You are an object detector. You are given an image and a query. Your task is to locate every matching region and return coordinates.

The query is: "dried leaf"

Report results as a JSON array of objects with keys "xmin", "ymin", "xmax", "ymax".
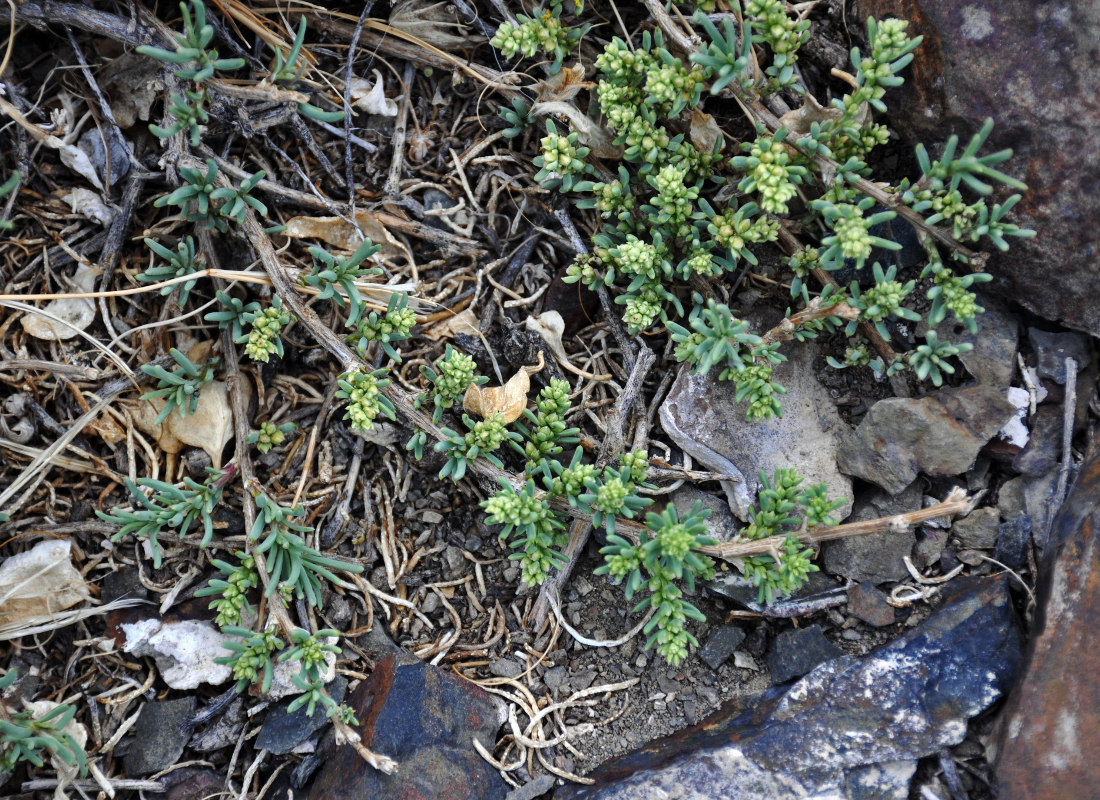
[
  {"xmin": 689, "ymin": 109, "xmax": 724, "ymax": 154},
  {"xmin": 778, "ymin": 92, "xmax": 849, "ymax": 136},
  {"xmin": 463, "ymin": 352, "xmax": 544, "ymax": 423},
  {"xmin": 536, "ymin": 64, "xmax": 593, "ymax": 103},
  {"xmin": 63, "ymin": 187, "xmax": 116, "ymax": 227},
  {"xmin": 98, "ymin": 52, "xmax": 163, "ymax": 128},
  {"xmin": 388, "ymin": 0, "xmax": 471, "ymax": 49},
  {"xmin": 525, "ymin": 311, "xmax": 610, "ymax": 381},
  {"xmin": 284, "ymin": 209, "xmax": 412, "ymax": 265},
  {"xmin": 531, "ymin": 101, "xmax": 621, "ymax": 159},
  {"xmin": 423, "ymin": 308, "xmax": 480, "ymax": 342},
  {"xmin": 0, "ymin": 540, "xmax": 91, "ymax": 628},
  {"xmin": 349, "ymin": 70, "xmax": 398, "ymax": 116},
  {"xmin": 20, "ymin": 263, "xmax": 98, "ymax": 341},
  {"xmin": 126, "ymin": 344, "xmax": 249, "ymax": 465}
]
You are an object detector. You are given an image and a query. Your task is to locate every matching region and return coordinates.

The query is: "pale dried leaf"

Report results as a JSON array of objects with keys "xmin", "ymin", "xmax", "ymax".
[
  {"xmin": 127, "ymin": 376, "xmax": 247, "ymax": 466},
  {"xmin": 525, "ymin": 311, "xmax": 610, "ymax": 381},
  {"xmin": 422, "ymin": 308, "xmax": 480, "ymax": 342},
  {"xmin": 349, "ymin": 70, "xmax": 398, "ymax": 116},
  {"xmin": 46, "ymin": 136, "xmax": 106, "ymax": 191},
  {"xmin": 63, "ymin": 187, "xmax": 116, "ymax": 227},
  {"xmin": 20, "ymin": 263, "xmax": 98, "ymax": 341},
  {"xmin": 0, "ymin": 540, "xmax": 91, "ymax": 628},
  {"xmin": 463, "ymin": 353, "xmax": 544, "ymax": 423},
  {"xmin": 388, "ymin": 0, "xmax": 471, "ymax": 49},
  {"xmin": 536, "ymin": 64, "xmax": 593, "ymax": 103},
  {"xmin": 98, "ymin": 52, "xmax": 163, "ymax": 128},
  {"xmin": 22, "ymin": 700, "xmax": 88, "ymax": 785},
  {"xmin": 689, "ymin": 109, "xmax": 724, "ymax": 154},
  {"xmin": 778, "ymin": 92, "xmax": 848, "ymax": 136},
  {"xmin": 531, "ymin": 101, "xmax": 620, "ymax": 159},
  {"xmin": 284, "ymin": 209, "xmax": 412, "ymax": 265}
]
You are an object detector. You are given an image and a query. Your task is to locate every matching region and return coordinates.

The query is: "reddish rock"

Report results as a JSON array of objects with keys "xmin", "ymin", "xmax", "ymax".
[
  {"xmin": 846, "ymin": 582, "xmax": 897, "ymax": 627},
  {"xmin": 307, "ymin": 655, "xmax": 507, "ymax": 800},
  {"xmin": 994, "ymin": 444, "xmax": 1100, "ymax": 798},
  {"xmin": 854, "ymin": 0, "xmax": 1100, "ymax": 337}
]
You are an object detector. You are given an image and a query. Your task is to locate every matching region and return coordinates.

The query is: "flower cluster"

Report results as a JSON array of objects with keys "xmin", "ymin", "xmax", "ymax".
[
  {"xmin": 490, "ymin": 4, "xmax": 584, "ymax": 69},
  {"xmin": 195, "ymin": 552, "xmax": 259, "ymax": 627},
  {"xmin": 241, "ymin": 298, "xmax": 291, "ymax": 362},
  {"xmin": 336, "ymin": 369, "xmax": 396, "ymax": 432},
  {"xmin": 484, "ymin": 479, "xmax": 567, "ymax": 585},
  {"xmin": 731, "ymin": 130, "xmax": 808, "ymax": 215},
  {"xmin": 350, "ymin": 293, "xmax": 416, "ymax": 361}
]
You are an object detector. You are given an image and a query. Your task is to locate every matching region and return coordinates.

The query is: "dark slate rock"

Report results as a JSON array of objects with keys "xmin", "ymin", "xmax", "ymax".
[
  {"xmin": 822, "ymin": 483, "xmax": 922, "ymax": 585},
  {"xmin": 995, "ymin": 515, "xmax": 1032, "ymax": 572},
  {"xmin": 124, "ymin": 697, "xmax": 196, "ymax": 776},
  {"xmin": 307, "ymin": 656, "xmax": 507, "ymax": 800},
  {"xmin": 78, "ymin": 128, "xmax": 130, "ymax": 187},
  {"xmin": 558, "ymin": 577, "xmax": 1020, "ymax": 800},
  {"xmin": 162, "ymin": 768, "xmax": 223, "ymax": 800},
  {"xmin": 672, "ymin": 486, "xmax": 742, "ymax": 544},
  {"xmin": 837, "ymin": 386, "xmax": 1017, "ymax": 495},
  {"xmin": 706, "ymin": 571, "xmax": 847, "ymax": 617},
  {"xmin": 506, "ymin": 775, "xmax": 556, "ymax": 800},
  {"xmin": 1012, "ymin": 405, "xmax": 1063, "ymax": 476},
  {"xmin": 767, "ymin": 625, "xmax": 842, "ymax": 685},
  {"xmin": 489, "ymin": 658, "xmax": 525, "ymax": 679},
  {"xmin": 846, "ymin": 583, "xmax": 896, "ymax": 628},
  {"xmin": 853, "ymin": 0, "xmax": 1100, "ymax": 338},
  {"xmin": 101, "ymin": 565, "xmax": 148, "ymax": 603},
  {"xmin": 951, "ymin": 508, "xmax": 1000, "ymax": 550},
  {"xmin": 698, "ymin": 627, "xmax": 747, "ymax": 670},
  {"xmin": 1029, "ymin": 328, "xmax": 1094, "ymax": 384},
  {"xmin": 922, "ymin": 293, "xmax": 1020, "ymax": 388},
  {"xmin": 257, "ymin": 676, "xmax": 348, "ymax": 755},
  {"xmin": 995, "ymin": 442, "xmax": 1100, "ymax": 798}
]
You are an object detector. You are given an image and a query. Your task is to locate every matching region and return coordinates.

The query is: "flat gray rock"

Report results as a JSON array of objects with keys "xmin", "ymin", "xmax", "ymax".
[
  {"xmin": 660, "ymin": 343, "xmax": 853, "ymax": 521},
  {"xmin": 837, "ymin": 385, "xmax": 1016, "ymax": 494}
]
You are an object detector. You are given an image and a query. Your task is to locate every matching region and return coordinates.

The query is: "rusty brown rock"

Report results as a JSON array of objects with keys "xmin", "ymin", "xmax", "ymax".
[
  {"xmin": 307, "ymin": 655, "xmax": 507, "ymax": 800},
  {"xmin": 994, "ymin": 444, "xmax": 1100, "ymax": 798},
  {"xmin": 854, "ymin": 0, "xmax": 1100, "ymax": 337}
]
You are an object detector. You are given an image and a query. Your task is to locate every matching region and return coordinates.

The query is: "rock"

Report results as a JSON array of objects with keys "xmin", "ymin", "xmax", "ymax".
[
  {"xmin": 1028, "ymin": 328, "xmax": 1094, "ymax": 384},
  {"xmin": 995, "ymin": 515, "xmax": 1032, "ymax": 571},
  {"xmin": 505, "ymin": 775, "xmax": 556, "ymax": 800},
  {"xmin": 837, "ymin": 386, "xmax": 1017, "ymax": 494},
  {"xmin": 257, "ymin": 676, "xmax": 348, "ymax": 755},
  {"xmin": 853, "ymin": 0, "xmax": 1100, "ymax": 338},
  {"xmin": 995, "ymin": 442, "xmax": 1100, "ymax": 798},
  {"xmin": 119, "ymin": 618, "xmax": 234, "ymax": 690},
  {"xmin": 924, "ymin": 294, "xmax": 1019, "ymax": 387},
  {"xmin": 189, "ymin": 697, "xmax": 245, "ymax": 752},
  {"xmin": 543, "ymin": 666, "xmax": 568, "ymax": 692},
  {"xmin": 998, "ymin": 470, "xmax": 1060, "ymax": 556},
  {"xmin": 444, "ymin": 545, "xmax": 465, "ymax": 574},
  {"xmin": 659, "ymin": 342, "xmax": 853, "ymax": 521},
  {"xmin": 951, "ymin": 507, "xmax": 1000, "ymax": 549},
  {"xmin": 707, "ymin": 571, "xmax": 847, "ymax": 616},
  {"xmin": 822, "ymin": 483, "xmax": 922, "ymax": 584},
  {"xmin": 1012, "ymin": 405, "xmax": 1063, "ymax": 476},
  {"xmin": 698, "ymin": 626, "xmax": 747, "ymax": 670},
  {"xmin": 124, "ymin": 697, "xmax": 196, "ymax": 776},
  {"xmin": 846, "ymin": 583, "xmax": 896, "ymax": 628},
  {"xmin": 672, "ymin": 486, "xmax": 742, "ymax": 543},
  {"xmin": 767, "ymin": 625, "xmax": 842, "ymax": 685},
  {"xmin": 307, "ymin": 655, "xmax": 508, "ymax": 800},
  {"xmin": 101, "ymin": 566, "xmax": 148, "ymax": 603},
  {"xmin": 559, "ymin": 577, "xmax": 1020, "ymax": 800},
  {"xmin": 162, "ymin": 767, "xmax": 223, "ymax": 800},
  {"xmin": 912, "ymin": 529, "xmax": 947, "ymax": 570},
  {"xmin": 489, "ymin": 658, "xmax": 525, "ymax": 679}
]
